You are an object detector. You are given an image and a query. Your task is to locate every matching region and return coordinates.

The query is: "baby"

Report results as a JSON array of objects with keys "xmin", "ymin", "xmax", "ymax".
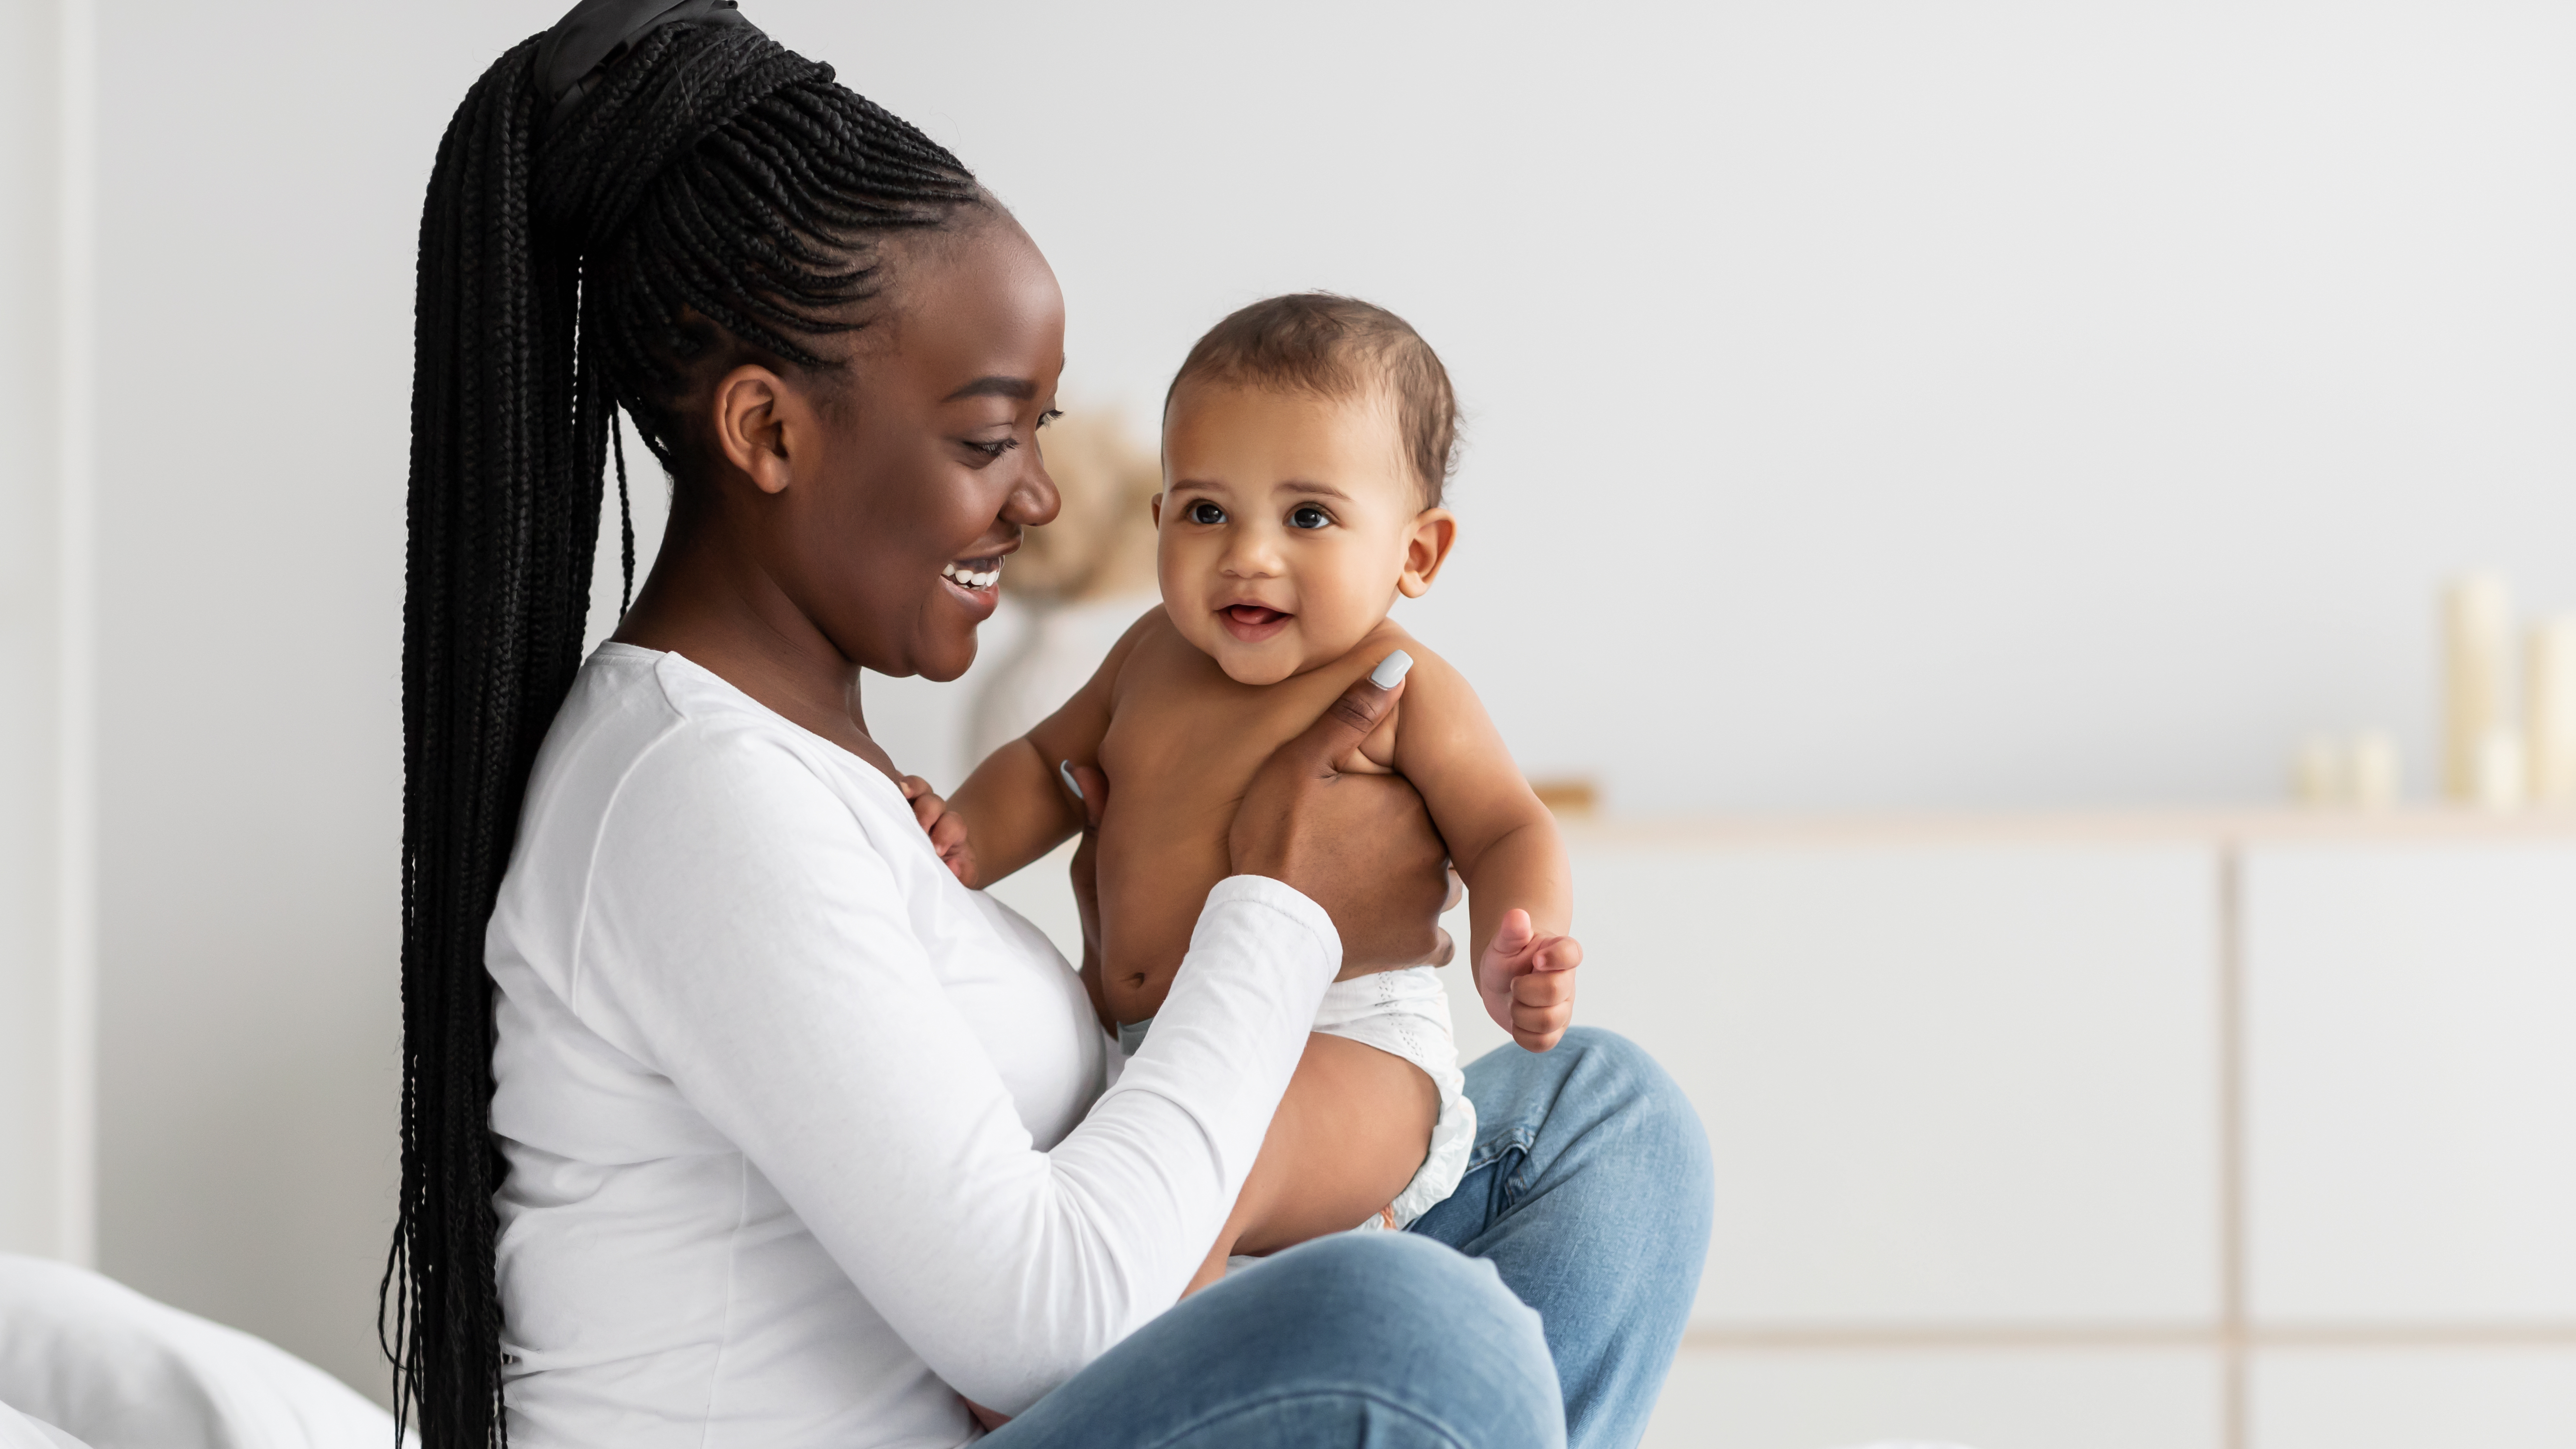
[{"xmin": 933, "ymin": 293, "xmax": 1580, "ymax": 1290}]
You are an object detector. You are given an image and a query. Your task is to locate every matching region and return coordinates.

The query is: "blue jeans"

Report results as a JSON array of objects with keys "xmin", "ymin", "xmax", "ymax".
[{"xmin": 985, "ymin": 1029, "xmax": 1713, "ymax": 1449}]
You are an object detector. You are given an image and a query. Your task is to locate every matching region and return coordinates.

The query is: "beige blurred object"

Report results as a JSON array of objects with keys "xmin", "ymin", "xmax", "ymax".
[
  {"xmin": 2347, "ymin": 731, "xmax": 2399, "ymax": 808},
  {"xmin": 967, "ymin": 411, "xmax": 1165, "ymax": 762},
  {"xmin": 1531, "ymin": 778, "xmax": 1601, "ymax": 818},
  {"xmin": 2526, "ymin": 616, "xmax": 2576, "ymax": 803},
  {"xmin": 2291, "ymin": 735, "xmax": 2345, "ymax": 806},
  {"xmin": 2442, "ymin": 573, "xmax": 2513, "ymax": 801},
  {"xmin": 2291, "ymin": 732, "xmax": 2399, "ymax": 809},
  {"xmin": 1003, "ymin": 409, "xmax": 1162, "ymax": 606},
  {"xmin": 2471, "ymin": 728, "xmax": 2527, "ymax": 811}
]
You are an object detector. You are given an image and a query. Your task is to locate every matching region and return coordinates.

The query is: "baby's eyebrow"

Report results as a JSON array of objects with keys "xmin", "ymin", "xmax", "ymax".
[{"xmin": 1277, "ymin": 480, "xmax": 1353, "ymax": 500}]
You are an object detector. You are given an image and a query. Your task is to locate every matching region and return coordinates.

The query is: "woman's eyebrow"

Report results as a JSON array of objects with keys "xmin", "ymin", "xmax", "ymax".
[{"xmin": 944, "ymin": 375, "xmax": 1036, "ymax": 402}]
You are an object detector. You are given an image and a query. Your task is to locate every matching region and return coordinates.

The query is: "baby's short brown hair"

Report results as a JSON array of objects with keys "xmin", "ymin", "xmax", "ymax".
[{"xmin": 1165, "ymin": 293, "xmax": 1460, "ymax": 507}]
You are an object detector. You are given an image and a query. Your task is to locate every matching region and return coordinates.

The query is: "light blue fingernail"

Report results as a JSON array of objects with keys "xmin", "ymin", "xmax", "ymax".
[
  {"xmin": 1369, "ymin": 650, "xmax": 1414, "ymax": 689},
  {"xmin": 1058, "ymin": 760, "xmax": 1084, "ymax": 800}
]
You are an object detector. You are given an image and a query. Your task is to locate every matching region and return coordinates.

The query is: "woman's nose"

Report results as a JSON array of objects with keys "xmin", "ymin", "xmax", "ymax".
[{"xmin": 1004, "ymin": 452, "xmax": 1061, "ymax": 528}]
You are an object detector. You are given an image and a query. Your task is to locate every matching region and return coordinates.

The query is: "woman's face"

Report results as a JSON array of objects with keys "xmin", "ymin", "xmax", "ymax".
[{"xmin": 763, "ymin": 217, "xmax": 1066, "ymax": 684}]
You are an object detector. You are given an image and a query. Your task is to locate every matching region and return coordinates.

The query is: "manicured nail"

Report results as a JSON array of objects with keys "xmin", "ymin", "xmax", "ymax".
[
  {"xmin": 1369, "ymin": 650, "xmax": 1413, "ymax": 689},
  {"xmin": 1058, "ymin": 760, "xmax": 1084, "ymax": 800}
]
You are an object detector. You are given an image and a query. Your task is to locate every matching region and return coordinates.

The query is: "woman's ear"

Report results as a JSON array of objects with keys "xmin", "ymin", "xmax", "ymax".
[
  {"xmin": 709, "ymin": 364, "xmax": 799, "ymax": 495},
  {"xmin": 1397, "ymin": 508, "xmax": 1459, "ymax": 598}
]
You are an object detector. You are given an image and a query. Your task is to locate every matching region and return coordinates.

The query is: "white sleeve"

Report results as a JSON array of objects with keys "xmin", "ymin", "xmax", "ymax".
[{"xmin": 568, "ymin": 730, "xmax": 1336, "ymax": 1413}]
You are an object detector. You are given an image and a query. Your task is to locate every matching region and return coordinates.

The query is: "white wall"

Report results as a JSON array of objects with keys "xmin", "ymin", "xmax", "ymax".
[
  {"xmin": 786, "ymin": 0, "xmax": 2576, "ymax": 813},
  {"xmin": 0, "ymin": 0, "xmax": 73, "ymax": 1264},
  {"xmin": 82, "ymin": 0, "xmax": 538, "ymax": 1401},
  {"xmin": 16, "ymin": 0, "xmax": 2576, "ymax": 1406}
]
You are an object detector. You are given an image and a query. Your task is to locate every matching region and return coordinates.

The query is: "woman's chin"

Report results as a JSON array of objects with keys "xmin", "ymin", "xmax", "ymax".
[{"xmin": 902, "ymin": 618, "xmax": 981, "ymax": 683}]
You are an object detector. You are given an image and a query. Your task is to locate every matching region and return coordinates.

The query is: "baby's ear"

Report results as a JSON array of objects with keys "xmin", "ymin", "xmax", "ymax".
[
  {"xmin": 1399, "ymin": 508, "xmax": 1459, "ymax": 599},
  {"xmin": 1149, "ymin": 492, "xmax": 1163, "ymax": 528}
]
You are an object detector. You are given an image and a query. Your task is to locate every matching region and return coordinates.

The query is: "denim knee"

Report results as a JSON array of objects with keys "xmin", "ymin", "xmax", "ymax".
[
  {"xmin": 1550, "ymin": 1028, "xmax": 1713, "ymax": 1212},
  {"xmin": 1252, "ymin": 1235, "xmax": 1559, "ymax": 1438}
]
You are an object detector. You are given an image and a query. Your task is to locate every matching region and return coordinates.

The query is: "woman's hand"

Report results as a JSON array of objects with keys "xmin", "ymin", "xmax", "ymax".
[{"xmin": 1228, "ymin": 654, "xmax": 1454, "ymax": 976}]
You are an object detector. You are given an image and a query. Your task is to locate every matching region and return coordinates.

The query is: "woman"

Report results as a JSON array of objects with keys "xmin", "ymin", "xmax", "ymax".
[{"xmin": 387, "ymin": 3, "xmax": 1713, "ymax": 1447}]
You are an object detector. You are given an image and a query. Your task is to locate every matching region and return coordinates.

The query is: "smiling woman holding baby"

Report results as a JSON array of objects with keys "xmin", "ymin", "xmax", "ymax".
[{"xmin": 390, "ymin": 3, "xmax": 1711, "ymax": 1448}]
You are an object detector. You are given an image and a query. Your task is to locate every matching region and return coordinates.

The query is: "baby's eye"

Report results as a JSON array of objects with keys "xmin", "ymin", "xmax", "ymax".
[
  {"xmin": 1288, "ymin": 504, "xmax": 1333, "ymax": 531},
  {"xmin": 1187, "ymin": 501, "xmax": 1227, "ymax": 525}
]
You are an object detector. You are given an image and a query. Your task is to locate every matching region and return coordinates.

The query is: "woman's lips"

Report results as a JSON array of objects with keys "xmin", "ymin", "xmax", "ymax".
[
  {"xmin": 1219, "ymin": 604, "xmax": 1291, "ymax": 643},
  {"xmin": 941, "ymin": 555, "xmax": 1004, "ymax": 620}
]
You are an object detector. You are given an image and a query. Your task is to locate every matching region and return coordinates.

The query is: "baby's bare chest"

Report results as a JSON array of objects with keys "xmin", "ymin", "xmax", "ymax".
[{"xmin": 1097, "ymin": 631, "xmax": 1400, "ymax": 835}]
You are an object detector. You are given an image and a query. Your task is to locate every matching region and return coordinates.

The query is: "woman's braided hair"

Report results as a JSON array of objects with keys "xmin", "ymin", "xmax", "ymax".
[{"xmin": 391, "ymin": 14, "xmax": 978, "ymax": 1445}]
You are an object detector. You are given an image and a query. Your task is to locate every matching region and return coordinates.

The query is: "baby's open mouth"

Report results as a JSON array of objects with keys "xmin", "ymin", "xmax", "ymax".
[
  {"xmin": 1217, "ymin": 603, "xmax": 1292, "ymax": 642},
  {"xmin": 943, "ymin": 557, "xmax": 1004, "ymax": 592}
]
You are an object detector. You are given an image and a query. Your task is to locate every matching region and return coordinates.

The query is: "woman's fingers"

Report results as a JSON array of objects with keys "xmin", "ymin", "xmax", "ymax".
[
  {"xmin": 1230, "ymin": 650, "xmax": 1447, "ymax": 974},
  {"xmin": 1278, "ymin": 652, "xmax": 1410, "ymax": 781},
  {"xmin": 1071, "ymin": 764, "xmax": 1108, "ymax": 830}
]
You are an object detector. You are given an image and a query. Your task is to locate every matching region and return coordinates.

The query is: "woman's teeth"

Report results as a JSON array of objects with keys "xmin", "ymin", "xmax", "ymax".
[{"xmin": 942, "ymin": 561, "xmax": 1002, "ymax": 590}]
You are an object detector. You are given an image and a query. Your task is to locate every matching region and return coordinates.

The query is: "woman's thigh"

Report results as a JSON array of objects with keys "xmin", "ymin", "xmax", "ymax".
[
  {"xmin": 984, "ymin": 1233, "xmax": 1561, "ymax": 1449},
  {"xmin": 1408, "ymin": 1027, "xmax": 1714, "ymax": 1449}
]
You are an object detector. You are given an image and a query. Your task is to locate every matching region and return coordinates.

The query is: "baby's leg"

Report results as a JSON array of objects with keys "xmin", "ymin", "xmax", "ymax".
[{"xmin": 1184, "ymin": 1032, "xmax": 1439, "ymax": 1294}]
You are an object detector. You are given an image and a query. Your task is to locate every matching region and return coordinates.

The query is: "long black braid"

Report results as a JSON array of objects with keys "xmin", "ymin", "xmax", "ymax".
[{"xmin": 390, "ymin": 14, "xmax": 978, "ymax": 1445}]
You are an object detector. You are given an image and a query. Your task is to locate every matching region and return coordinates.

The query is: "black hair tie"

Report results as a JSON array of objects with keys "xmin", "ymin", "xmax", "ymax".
[{"xmin": 533, "ymin": 0, "xmax": 759, "ymax": 127}]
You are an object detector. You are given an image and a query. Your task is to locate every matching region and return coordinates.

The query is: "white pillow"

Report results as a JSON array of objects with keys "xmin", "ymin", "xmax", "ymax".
[
  {"xmin": 0, "ymin": 1254, "xmax": 403, "ymax": 1449},
  {"xmin": 0, "ymin": 1398, "xmax": 91, "ymax": 1449}
]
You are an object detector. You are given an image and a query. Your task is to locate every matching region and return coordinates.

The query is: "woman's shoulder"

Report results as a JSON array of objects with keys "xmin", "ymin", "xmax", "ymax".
[{"xmin": 522, "ymin": 645, "xmax": 897, "ymax": 861}]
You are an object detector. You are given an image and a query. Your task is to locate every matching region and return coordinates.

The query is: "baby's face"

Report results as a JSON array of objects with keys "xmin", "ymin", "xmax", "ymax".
[{"xmin": 1157, "ymin": 383, "xmax": 1451, "ymax": 686}]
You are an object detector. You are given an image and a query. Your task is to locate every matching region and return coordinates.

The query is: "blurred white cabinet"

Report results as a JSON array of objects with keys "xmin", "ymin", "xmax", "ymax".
[
  {"xmin": 2244, "ymin": 840, "xmax": 2576, "ymax": 1324},
  {"xmin": 1496, "ymin": 817, "xmax": 2574, "ymax": 1449},
  {"xmin": 1573, "ymin": 840, "xmax": 2221, "ymax": 1328}
]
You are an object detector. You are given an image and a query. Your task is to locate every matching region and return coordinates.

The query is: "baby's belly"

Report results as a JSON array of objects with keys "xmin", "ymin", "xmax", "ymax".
[{"xmin": 1094, "ymin": 795, "xmax": 1238, "ymax": 1026}]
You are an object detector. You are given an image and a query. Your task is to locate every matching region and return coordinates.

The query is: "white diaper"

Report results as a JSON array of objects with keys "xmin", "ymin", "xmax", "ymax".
[
  {"xmin": 1312, "ymin": 965, "xmax": 1475, "ymax": 1228},
  {"xmin": 1115, "ymin": 965, "xmax": 1475, "ymax": 1233}
]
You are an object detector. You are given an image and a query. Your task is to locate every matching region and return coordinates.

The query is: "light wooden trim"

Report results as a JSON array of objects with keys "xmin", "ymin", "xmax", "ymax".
[
  {"xmin": 1561, "ymin": 806, "xmax": 2576, "ymax": 852},
  {"xmin": 1680, "ymin": 1323, "xmax": 2576, "ymax": 1351}
]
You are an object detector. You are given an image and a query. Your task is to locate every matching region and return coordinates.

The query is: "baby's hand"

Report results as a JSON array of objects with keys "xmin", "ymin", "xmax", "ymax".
[
  {"xmin": 1475, "ymin": 908, "xmax": 1581, "ymax": 1052},
  {"xmin": 899, "ymin": 775, "xmax": 977, "ymax": 887}
]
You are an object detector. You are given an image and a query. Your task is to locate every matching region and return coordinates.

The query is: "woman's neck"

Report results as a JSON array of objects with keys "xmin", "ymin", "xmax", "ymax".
[{"xmin": 613, "ymin": 525, "xmax": 902, "ymax": 783}]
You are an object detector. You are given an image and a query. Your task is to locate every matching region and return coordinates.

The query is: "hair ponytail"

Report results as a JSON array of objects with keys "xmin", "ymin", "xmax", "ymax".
[
  {"xmin": 388, "ymin": 15, "xmax": 977, "ymax": 1445},
  {"xmin": 390, "ymin": 34, "xmax": 595, "ymax": 1449}
]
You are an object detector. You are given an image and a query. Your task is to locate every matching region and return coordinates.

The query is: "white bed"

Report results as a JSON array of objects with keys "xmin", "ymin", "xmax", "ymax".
[{"xmin": 0, "ymin": 1255, "xmax": 404, "ymax": 1449}]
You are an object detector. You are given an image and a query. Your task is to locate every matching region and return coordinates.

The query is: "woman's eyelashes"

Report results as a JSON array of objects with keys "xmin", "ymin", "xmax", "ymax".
[{"xmin": 963, "ymin": 409, "xmax": 1060, "ymax": 463}]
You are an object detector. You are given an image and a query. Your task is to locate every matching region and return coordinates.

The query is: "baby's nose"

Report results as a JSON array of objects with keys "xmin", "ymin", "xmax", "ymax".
[{"xmin": 1219, "ymin": 538, "xmax": 1282, "ymax": 577}]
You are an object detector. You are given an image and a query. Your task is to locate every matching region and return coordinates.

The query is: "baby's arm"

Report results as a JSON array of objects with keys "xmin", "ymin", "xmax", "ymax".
[
  {"xmin": 945, "ymin": 611, "xmax": 1154, "ymax": 888},
  {"xmin": 1387, "ymin": 642, "xmax": 1581, "ymax": 1050}
]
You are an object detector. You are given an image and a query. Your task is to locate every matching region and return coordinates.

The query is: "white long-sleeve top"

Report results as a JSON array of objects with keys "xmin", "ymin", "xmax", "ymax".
[{"xmin": 486, "ymin": 644, "xmax": 1339, "ymax": 1448}]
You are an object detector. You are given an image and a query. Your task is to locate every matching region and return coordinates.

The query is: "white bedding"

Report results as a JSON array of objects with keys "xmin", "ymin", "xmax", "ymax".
[{"xmin": 0, "ymin": 1254, "xmax": 403, "ymax": 1449}]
